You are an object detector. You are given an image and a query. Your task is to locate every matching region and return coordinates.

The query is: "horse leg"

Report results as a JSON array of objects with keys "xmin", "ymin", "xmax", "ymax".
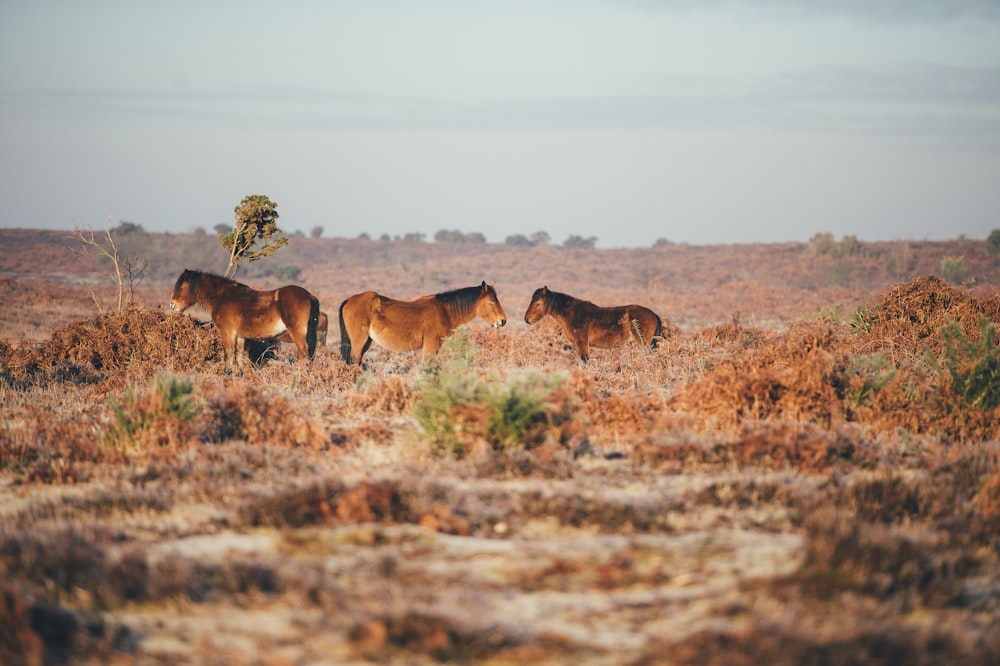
[
  {"xmin": 339, "ymin": 298, "xmax": 372, "ymax": 365},
  {"xmin": 574, "ymin": 335, "xmax": 591, "ymax": 364},
  {"xmin": 218, "ymin": 326, "xmax": 237, "ymax": 374},
  {"xmin": 421, "ymin": 334, "xmax": 441, "ymax": 361},
  {"xmin": 234, "ymin": 336, "xmax": 246, "ymax": 377},
  {"xmin": 651, "ymin": 315, "xmax": 663, "ymax": 349},
  {"xmin": 305, "ymin": 295, "xmax": 319, "ymax": 359}
]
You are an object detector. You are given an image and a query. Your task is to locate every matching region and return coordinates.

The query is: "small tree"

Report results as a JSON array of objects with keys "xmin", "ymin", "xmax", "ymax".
[
  {"xmin": 220, "ymin": 194, "xmax": 287, "ymax": 278},
  {"xmin": 69, "ymin": 216, "xmax": 147, "ymax": 313}
]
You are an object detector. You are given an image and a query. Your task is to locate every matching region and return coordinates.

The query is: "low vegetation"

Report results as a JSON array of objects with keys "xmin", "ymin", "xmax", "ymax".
[{"xmin": 1, "ymin": 230, "xmax": 999, "ymax": 664}]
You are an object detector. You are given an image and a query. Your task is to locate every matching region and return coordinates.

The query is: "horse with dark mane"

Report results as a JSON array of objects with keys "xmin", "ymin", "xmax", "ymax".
[
  {"xmin": 171, "ymin": 269, "xmax": 320, "ymax": 375},
  {"xmin": 524, "ymin": 286, "xmax": 662, "ymax": 363},
  {"xmin": 339, "ymin": 281, "xmax": 507, "ymax": 365}
]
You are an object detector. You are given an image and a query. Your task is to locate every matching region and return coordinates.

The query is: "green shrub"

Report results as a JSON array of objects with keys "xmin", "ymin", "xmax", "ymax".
[
  {"xmin": 842, "ymin": 351, "xmax": 897, "ymax": 412},
  {"xmin": 849, "ymin": 304, "xmax": 874, "ymax": 334},
  {"xmin": 939, "ymin": 256, "xmax": 966, "ymax": 283},
  {"xmin": 413, "ymin": 329, "xmax": 567, "ymax": 456},
  {"xmin": 805, "ymin": 232, "xmax": 876, "ymax": 259},
  {"xmin": 939, "ymin": 317, "xmax": 1000, "ymax": 411},
  {"xmin": 106, "ymin": 374, "xmax": 201, "ymax": 451}
]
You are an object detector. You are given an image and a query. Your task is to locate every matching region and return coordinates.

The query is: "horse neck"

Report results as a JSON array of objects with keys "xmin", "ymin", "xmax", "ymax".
[
  {"xmin": 190, "ymin": 273, "xmax": 230, "ymax": 315},
  {"xmin": 438, "ymin": 286, "xmax": 479, "ymax": 322},
  {"xmin": 545, "ymin": 290, "xmax": 574, "ymax": 316}
]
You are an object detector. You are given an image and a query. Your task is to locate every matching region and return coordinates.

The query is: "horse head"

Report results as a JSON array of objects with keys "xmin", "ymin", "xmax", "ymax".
[
  {"xmin": 170, "ymin": 269, "xmax": 198, "ymax": 312},
  {"xmin": 523, "ymin": 286, "xmax": 550, "ymax": 325},
  {"xmin": 477, "ymin": 281, "xmax": 507, "ymax": 328}
]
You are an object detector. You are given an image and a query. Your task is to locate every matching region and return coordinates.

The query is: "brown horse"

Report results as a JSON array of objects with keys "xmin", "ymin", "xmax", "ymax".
[
  {"xmin": 170, "ymin": 269, "xmax": 320, "ymax": 375},
  {"xmin": 524, "ymin": 286, "xmax": 662, "ymax": 363},
  {"xmin": 339, "ymin": 281, "xmax": 507, "ymax": 365}
]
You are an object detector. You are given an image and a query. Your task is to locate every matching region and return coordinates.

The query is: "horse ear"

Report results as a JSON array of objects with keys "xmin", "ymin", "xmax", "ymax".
[{"xmin": 481, "ymin": 280, "xmax": 487, "ymax": 291}]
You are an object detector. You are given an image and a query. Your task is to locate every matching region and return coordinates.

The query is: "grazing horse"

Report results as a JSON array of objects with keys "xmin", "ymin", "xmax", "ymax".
[
  {"xmin": 170, "ymin": 269, "xmax": 320, "ymax": 375},
  {"xmin": 339, "ymin": 281, "xmax": 507, "ymax": 365},
  {"xmin": 524, "ymin": 286, "xmax": 662, "ymax": 363}
]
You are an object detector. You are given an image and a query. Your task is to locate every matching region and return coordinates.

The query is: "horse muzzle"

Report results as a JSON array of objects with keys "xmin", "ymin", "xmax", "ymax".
[{"xmin": 495, "ymin": 319, "xmax": 507, "ymax": 328}]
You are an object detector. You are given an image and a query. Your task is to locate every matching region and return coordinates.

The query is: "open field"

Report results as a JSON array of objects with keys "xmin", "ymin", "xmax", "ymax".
[{"xmin": 2, "ymin": 228, "xmax": 1000, "ymax": 665}]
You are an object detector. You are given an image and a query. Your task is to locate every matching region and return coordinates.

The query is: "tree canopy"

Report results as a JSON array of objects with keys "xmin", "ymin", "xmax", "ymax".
[{"xmin": 220, "ymin": 194, "xmax": 287, "ymax": 277}]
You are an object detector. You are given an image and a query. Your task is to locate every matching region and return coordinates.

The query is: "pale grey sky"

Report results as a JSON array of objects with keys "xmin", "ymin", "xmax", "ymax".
[{"xmin": 1, "ymin": 0, "xmax": 998, "ymax": 247}]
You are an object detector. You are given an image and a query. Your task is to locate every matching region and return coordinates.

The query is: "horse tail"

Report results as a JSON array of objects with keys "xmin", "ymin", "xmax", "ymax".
[
  {"xmin": 339, "ymin": 298, "xmax": 352, "ymax": 363},
  {"xmin": 306, "ymin": 294, "xmax": 320, "ymax": 358},
  {"xmin": 651, "ymin": 314, "xmax": 663, "ymax": 349}
]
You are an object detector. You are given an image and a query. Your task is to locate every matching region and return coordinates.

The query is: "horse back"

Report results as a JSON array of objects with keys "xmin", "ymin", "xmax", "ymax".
[{"xmin": 582, "ymin": 303, "xmax": 661, "ymax": 349}]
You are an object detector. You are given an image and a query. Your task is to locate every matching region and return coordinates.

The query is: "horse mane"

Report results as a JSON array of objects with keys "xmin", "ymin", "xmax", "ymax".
[
  {"xmin": 183, "ymin": 270, "xmax": 249, "ymax": 292},
  {"xmin": 435, "ymin": 284, "xmax": 489, "ymax": 317},
  {"xmin": 543, "ymin": 288, "xmax": 582, "ymax": 314}
]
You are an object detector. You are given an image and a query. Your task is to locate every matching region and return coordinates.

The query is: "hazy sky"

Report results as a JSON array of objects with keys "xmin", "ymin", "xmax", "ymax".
[{"xmin": 2, "ymin": 1, "xmax": 999, "ymax": 247}]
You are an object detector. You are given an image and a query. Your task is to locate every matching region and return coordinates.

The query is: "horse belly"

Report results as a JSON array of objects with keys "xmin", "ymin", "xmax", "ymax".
[
  {"xmin": 241, "ymin": 313, "xmax": 287, "ymax": 340},
  {"xmin": 589, "ymin": 312, "xmax": 632, "ymax": 349},
  {"xmin": 369, "ymin": 318, "xmax": 421, "ymax": 352},
  {"xmin": 589, "ymin": 326, "xmax": 627, "ymax": 349}
]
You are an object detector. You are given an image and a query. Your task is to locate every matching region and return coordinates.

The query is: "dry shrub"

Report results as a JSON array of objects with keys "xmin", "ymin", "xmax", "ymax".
[
  {"xmin": 631, "ymin": 431, "xmax": 723, "ymax": 474},
  {"xmin": 691, "ymin": 317, "xmax": 766, "ymax": 349},
  {"xmin": 632, "ymin": 422, "xmax": 869, "ymax": 475},
  {"xmin": 347, "ymin": 375, "xmax": 414, "ymax": 413},
  {"xmin": 863, "ymin": 274, "xmax": 1000, "ymax": 359},
  {"xmin": 726, "ymin": 421, "xmax": 870, "ymax": 474},
  {"xmin": 0, "ymin": 580, "xmax": 43, "ymax": 666},
  {"xmin": 974, "ymin": 446, "xmax": 1000, "ymax": 521},
  {"xmin": 0, "ymin": 527, "xmax": 107, "ymax": 605},
  {"xmin": 240, "ymin": 478, "xmax": 400, "ymax": 528},
  {"xmin": 278, "ymin": 356, "xmax": 362, "ymax": 393},
  {"xmin": 0, "ymin": 306, "xmax": 221, "ymax": 389},
  {"xmin": 199, "ymin": 379, "xmax": 329, "ymax": 449},
  {"xmin": 846, "ymin": 277, "xmax": 1000, "ymax": 440},
  {"xmin": 146, "ymin": 557, "xmax": 282, "ymax": 603},
  {"xmin": 670, "ymin": 320, "xmax": 848, "ymax": 432},
  {"xmin": 671, "ymin": 277, "xmax": 1000, "ymax": 441},
  {"xmin": 854, "ymin": 367, "xmax": 1000, "ymax": 442},
  {"xmin": 352, "ymin": 611, "xmax": 515, "ymax": 662},
  {"xmin": 649, "ymin": 620, "xmax": 1000, "ymax": 666},
  {"xmin": 1, "ymin": 404, "xmax": 124, "ymax": 484},
  {"xmin": 924, "ymin": 442, "xmax": 1000, "ymax": 545},
  {"xmin": 793, "ymin": 506, "xmax": 978, "ymax": 609}
]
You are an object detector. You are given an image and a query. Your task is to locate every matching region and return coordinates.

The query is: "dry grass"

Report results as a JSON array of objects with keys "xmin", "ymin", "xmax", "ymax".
[{"xmin": 2, "ymin": 232, "xmax": 1000, "ymax": 664}]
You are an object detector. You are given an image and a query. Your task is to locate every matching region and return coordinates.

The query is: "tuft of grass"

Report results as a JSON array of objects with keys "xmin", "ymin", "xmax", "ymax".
[
  {"xmin": 842, "ymin": 351, "xmax": 897, "ymax": 412},
  {"xmin": 849, "ymin": 304, "xmax": 874, "ymax": 334},
  {"xmin": 413, "ymin": 328, "xmax": 568, "ymax": 456},
  {"xmin": 106, "ymin": 373, "xmax": 201, "ymax": 452},
  {"xmin": 939, "ymin": 255, "xmax": 967, "ymax": 283}
]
